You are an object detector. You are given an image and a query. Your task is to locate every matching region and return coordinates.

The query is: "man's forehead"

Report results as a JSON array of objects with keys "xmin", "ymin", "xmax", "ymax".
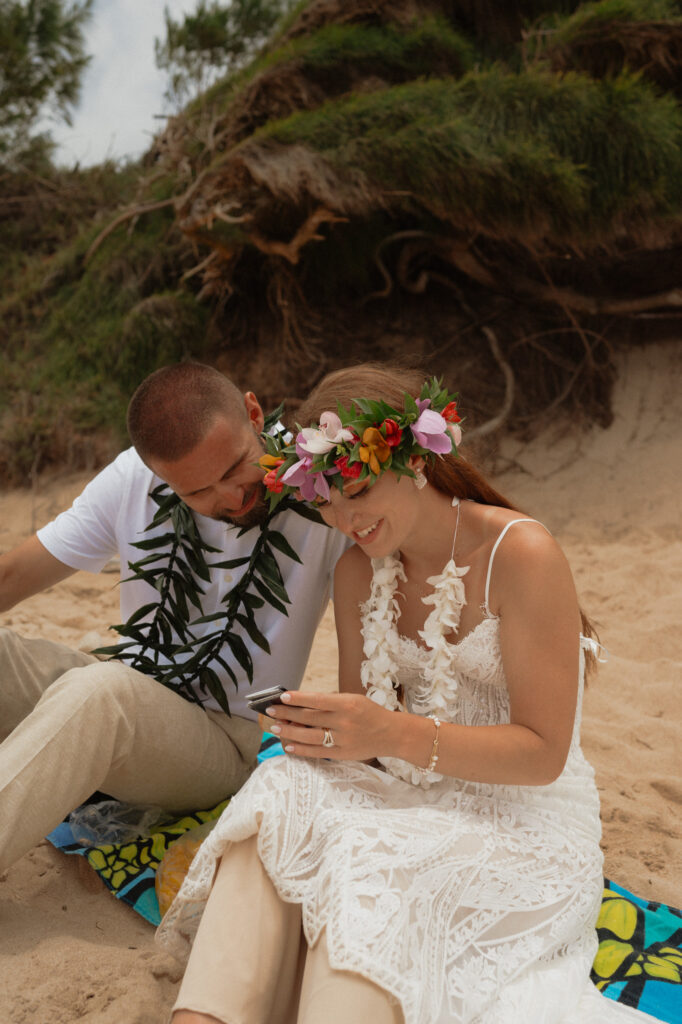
[{"xmin": 152, "ymin": 415, "xmax": 258, "ymax": 493}]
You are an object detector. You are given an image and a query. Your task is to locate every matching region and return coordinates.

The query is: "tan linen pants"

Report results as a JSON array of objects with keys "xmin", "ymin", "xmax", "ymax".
[
  {"xmin": 172, "ymin": 836, "xmax": 404, "ymax": 1024},
  {"xmin": 0, "ymin": 627, "xmax": 260, "ymax": 872}
]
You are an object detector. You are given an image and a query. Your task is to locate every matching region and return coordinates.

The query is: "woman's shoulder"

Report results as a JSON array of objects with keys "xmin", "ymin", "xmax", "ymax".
[
  {"xmin": 333, "ymin": 545, "xmax": 375, "ymax": 624},
  {"xmin": 470, "ymin": 503, "xmax": 556, "ymax": 556},
  {"xmin": 473, "ymin": 505, "xmax": 574, "ymax": 612},
  {"xmin": 335, "ymin": 543, "xmax": 374, "ymax": 590}
]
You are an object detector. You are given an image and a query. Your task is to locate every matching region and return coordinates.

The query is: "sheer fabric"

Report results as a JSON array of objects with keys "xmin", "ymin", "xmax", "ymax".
[{"xmin": 157, "ymin": 539, "xmax": 656, "ymax": 1024}]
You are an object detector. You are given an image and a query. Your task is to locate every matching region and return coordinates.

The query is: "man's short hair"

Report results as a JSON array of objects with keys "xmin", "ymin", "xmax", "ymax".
[{"xmin": 127, "ymin": 363, "xmax": 247, "ymax": 463}]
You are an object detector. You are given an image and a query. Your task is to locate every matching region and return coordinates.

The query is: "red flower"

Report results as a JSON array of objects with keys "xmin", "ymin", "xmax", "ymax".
[
  {"xmin": 263, "ymin": 463, "xmax": 285, "ymax": 493},
  {"xmin": 442, "ymin": 402, "xmax": 461, "ymax": 424},
  {"xmin": 335, "ymin": 455, "xmax": 362, "ymax": 479},
  {"xmin": 382, "ymin": 418, "xmax": 402, "ymax": 447}
]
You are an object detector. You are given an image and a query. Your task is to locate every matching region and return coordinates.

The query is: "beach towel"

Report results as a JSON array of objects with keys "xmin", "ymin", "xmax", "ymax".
[{"xmin": 45, "ymin": 735, "xmax": 681, "ymax": 1022}]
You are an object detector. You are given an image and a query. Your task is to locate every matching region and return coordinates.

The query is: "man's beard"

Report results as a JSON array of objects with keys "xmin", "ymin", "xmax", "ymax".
[{"xmin": 215, "ymin": 484, "xmax": 270, "ymax": 529}]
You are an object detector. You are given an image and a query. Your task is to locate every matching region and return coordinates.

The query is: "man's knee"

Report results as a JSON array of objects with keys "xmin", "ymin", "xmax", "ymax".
[{"xmin": 37, "ymin": 659, "xmax": 146, "ymax": 712}]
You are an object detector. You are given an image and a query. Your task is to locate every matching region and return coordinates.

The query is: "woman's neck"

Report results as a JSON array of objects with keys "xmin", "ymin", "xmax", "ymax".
[{"xmin": 398, "ymin": 488, "xmax": 465, "ymax": 579}]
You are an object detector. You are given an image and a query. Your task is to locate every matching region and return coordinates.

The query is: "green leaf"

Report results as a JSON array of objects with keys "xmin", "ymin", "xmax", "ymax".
[
  {"xmin": 199, "ymin": 668, "xmax": 231, "ymax": 716},
  {"xmin": 257, "ymin": 549, "xmax": 284, "ymax": 586},
  {"xmin": 91, "ymin": 641, "xmax": 138, "ymax": 656},
  {"xmin": 266, "ymin": 530, "xmax": 302, "ymax": 563},
  {"xmin": 130, "ymin": 532, "xmax": 177, "ymax": 551},
  {"xmin": 253, "ymin": 576, "xmax": 289, "ymax": 615},
  {"xmin": 255, "ymin": 561, "xmax": 289, "ymax": 604},
  {"xmin": 235, "ymin": 612, "xmax": 271, "ymax": 654},
  {"xmin": 404, "ymin": 393, "xmax": 419, "ymax": 418},
  {"xmin": 264, "ymin": 403, "xmax": 285, "ymax": 432},
  {"xmin": 119, "ymin": 602, "xmax": 158, "ymax": 627},
  {"xmin": 211, "ymin": 556, "xmax": 251, "ymax": 570},
  {"xmin": 227, "ymin": 633, "xmax": 253, "ymax": 679},
  {"xmin": 286, "ymin": 502, "xmax": 326, "ymax": 526},
  {"xmin": 183, "ymin": 545, "xmax": 212, "ymax": 582},
  {"xmin": 212, "ymin": 654, "xmax": 238, "ymax": 689},
  {"xmin": 192, "ymin": 611, "xmax": 228, "ymax": 624}
]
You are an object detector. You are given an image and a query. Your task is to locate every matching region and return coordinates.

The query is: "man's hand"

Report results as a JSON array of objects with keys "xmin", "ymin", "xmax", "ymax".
[{"xmin": 0, "ymin": 536, "xmax": 76, "ymax": 613}]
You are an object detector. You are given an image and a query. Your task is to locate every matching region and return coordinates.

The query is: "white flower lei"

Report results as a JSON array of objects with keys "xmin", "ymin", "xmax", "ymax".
[{"xmin": 359, "ymin": 505, "xmax": 469, "ymax": 788}]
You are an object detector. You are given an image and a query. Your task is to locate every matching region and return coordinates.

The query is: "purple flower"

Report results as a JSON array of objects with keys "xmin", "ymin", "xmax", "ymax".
[
  {"xmin": 282, "ymin": 456, "xmax": 333, "ymax": 503},
  {"xmin": 411, "ymin": 408, "xmax": 452, "ymax": 454},
  {"xmin": 281, "ymin": 456, "xmax": 313, "ymax": 486}
]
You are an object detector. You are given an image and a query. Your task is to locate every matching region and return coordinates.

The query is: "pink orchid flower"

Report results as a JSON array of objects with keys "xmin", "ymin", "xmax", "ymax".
[
  {"xmin": 297, "ymin": 412, "xmax": 354, "ymax": 455},
  {"xmin": 411, "ymin": 401, "xmax": 452, "ymax": 454}
]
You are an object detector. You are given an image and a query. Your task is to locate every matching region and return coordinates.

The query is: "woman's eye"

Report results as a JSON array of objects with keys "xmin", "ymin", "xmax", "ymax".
[{"xmin": 348, "ymin": 488, "xmax": 368, "ymax": 501}]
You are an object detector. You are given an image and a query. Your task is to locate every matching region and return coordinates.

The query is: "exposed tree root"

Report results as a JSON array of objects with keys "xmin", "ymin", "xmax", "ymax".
[{"xmin": 84, "ymin": 199, "xmax": 176, "ymax": 265}]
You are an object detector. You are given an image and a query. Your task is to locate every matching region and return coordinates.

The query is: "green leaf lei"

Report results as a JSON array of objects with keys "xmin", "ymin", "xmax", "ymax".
[{"xmin": 95, "ymin": 410, "xmax": 323, "ymax": 716}]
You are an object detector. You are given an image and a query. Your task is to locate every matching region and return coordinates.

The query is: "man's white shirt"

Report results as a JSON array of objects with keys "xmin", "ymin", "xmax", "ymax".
[{"xmin": 37, "ymin": 448, "xmax": 350, "ymax": 719}]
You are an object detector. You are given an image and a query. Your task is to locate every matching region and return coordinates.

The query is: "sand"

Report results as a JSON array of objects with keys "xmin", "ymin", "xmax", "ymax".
[{"xmin": 0, "ymin": 341, "xmax": 680, "ymax": 1023}]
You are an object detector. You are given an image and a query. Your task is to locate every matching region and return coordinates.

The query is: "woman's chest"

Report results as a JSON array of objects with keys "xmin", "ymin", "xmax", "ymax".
[{"xmin": 394, "ymin": 558, "xmax": 490, "ymax": 645}]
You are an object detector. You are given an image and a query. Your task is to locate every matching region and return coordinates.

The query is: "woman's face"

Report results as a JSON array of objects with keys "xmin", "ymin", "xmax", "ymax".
[{"xmin": 318, "ymin": 468, "xmax": 421, "ymax": 556}]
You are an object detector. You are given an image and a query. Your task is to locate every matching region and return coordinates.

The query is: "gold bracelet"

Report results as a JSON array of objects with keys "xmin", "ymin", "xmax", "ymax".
[{"xmin": 417, "ymin": 715, "xmax": 440, "ymax": 775}]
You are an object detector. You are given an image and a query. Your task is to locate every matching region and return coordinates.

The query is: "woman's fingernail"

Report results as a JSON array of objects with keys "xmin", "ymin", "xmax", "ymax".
[
  {"xmin": 269, "ymin": 724, "xmax": 282, "ymax": 734},
  {"xmin": 284, "ymin": 744, "xmax": 295, "ymax": 753},
  {"xmin": 265, "ymin": 706, "xmax": 276, "ymax": 716},
  {"xmin": 280, "ymin": 693, "xmax": 292, "ymax": 703}
]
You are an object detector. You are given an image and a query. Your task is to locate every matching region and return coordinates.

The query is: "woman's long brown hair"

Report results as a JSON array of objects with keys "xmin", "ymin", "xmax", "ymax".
[{"xmin": 294, "ymin": 363, "xmax": 597, "ymax": 671}]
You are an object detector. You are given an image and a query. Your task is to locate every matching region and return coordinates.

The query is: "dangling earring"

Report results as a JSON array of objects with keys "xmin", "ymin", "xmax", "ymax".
[{"xmin": 413, "ymin": 466, "xmax": 427, "ymax": 490}]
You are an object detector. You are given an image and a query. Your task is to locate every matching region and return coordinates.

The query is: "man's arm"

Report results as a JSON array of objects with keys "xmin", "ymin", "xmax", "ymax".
[{"xmin": 0, "ymin": 536, "xmax": 76, "ymax": 613}]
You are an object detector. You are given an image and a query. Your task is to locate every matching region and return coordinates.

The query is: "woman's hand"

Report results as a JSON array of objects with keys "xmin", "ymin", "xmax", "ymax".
[{"xmin": 264, "ymin": 691, "xmax": 396, "ymax": 762}]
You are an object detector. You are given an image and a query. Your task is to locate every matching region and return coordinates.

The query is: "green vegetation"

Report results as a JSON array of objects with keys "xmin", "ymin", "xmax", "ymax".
[
  {"xmin": 263, "ymin": 68, "xmax": 681, "ymax": 239},
  {"xmin": 155, "ymin": 0, "xmax": 298, "ymax": 105},
  {"xmin": 0, "ymin": 0, "xmax": 93, "ymax": 164},
  {"xmin": 2, "ymin": 0, "xmax": 681, "ymax": 484}
]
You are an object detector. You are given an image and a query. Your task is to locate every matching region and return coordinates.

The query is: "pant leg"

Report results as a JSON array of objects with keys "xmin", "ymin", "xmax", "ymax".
[
  {"xmin": 0, "ymin": 655, "xmax": 260, "ymax": 872},
  {"xmin": 0, "ymin": 626, "xmax": 98, "ymax": 740},
  {"xmin": 172, "ymin": 835, "xmax": 305, "ymax": 1024},
  {"xmin": 297, "ymin": 931, "xmax": 404, "ymax": 1024},
  {"xmin": 172, "ymin": 836, "xmax": 404, "ymax": 1024}
]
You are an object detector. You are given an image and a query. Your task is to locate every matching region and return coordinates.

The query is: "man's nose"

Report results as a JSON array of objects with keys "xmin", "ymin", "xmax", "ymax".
[{"xmin": 216, "ymin": 480, "xmax": 246, "ymax": 509}]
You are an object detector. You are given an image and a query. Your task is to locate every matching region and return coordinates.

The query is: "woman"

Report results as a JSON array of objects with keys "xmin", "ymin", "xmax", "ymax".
[{"xmin": 159, "ymin": 365, "xmax": 656, "ymax": 1024}]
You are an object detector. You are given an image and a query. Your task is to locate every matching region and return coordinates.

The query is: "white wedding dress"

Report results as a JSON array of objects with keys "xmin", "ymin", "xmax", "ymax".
[{"xmin": 157, "ymin": 517, "xmax": 658, "ymax": 1024}]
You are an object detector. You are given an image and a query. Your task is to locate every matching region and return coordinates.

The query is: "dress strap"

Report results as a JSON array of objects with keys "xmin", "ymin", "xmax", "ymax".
[
  {"xmin": 483, "ymin": 518, "xmax": 541, "ymax": 616},
  {"xmin": 450, "ymin": 497, "xmax": 462, "ymax": 561}
]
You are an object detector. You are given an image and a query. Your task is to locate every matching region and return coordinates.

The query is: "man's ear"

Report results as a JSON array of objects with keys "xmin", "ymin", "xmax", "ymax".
[{"xmin": 244, "ymin": 391, "xmax": 265, "ymax": 433}]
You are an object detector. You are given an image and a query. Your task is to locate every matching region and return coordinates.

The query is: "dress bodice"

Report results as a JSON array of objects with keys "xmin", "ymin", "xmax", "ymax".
[{"xmin": 359, "ymin": 519, "xmax": 601, "ymax": 833}]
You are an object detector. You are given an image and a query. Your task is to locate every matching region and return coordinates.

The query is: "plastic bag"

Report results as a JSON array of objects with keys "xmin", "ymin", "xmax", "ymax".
[
  {"xmin": 69, "ymin": 800, "xmax": 173, "ymax": 846},
  {"xmin": 155, "ymin": 819, "xmax": 217, "ymax": 917}
]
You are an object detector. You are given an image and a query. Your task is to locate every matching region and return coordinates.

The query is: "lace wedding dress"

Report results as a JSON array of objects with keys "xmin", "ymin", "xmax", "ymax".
[{"xmin": 157, "ymin": 516, "xmax": 657, "ymax": 1024}]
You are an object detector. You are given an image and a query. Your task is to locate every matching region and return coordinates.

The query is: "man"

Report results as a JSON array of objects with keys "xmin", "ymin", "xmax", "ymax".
[{"xmin": 0, "ymin": 363, "xmax": 349, "ymax": 873}]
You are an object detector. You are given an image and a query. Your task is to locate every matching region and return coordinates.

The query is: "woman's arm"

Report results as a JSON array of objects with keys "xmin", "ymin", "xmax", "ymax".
[
  {"xmin": 387, "ymin": 526, "xmax": 581, "ymax": 784},
  {"xmin": 268, "ymin": 525, "xmax": 582, "ymax": 786},
  {"xmin": 334, "ymin": 546, "xmax": 372, "ymax": 696}
]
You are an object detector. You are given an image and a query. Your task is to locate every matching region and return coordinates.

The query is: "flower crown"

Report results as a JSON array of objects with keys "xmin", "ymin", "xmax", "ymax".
[{"xmin": 259, "ymin": 377, "xmax": 462, "ymax": 510}]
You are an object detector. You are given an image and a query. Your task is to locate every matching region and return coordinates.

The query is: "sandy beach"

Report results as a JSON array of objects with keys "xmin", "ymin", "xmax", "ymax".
[{"xmin": 0, "ymin": 342, "xmax": 680, "ymax": 1023}]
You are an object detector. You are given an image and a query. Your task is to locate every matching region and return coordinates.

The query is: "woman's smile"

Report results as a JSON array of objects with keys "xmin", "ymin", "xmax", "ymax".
[{"xmin": 353, "ymin": 518, "xmax": 383, "ymax": 544}]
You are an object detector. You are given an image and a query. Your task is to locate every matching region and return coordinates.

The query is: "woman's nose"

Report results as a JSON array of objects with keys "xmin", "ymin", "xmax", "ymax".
[
  {"xmin": 332, "ymin": 505, "xmax": 356, "ymax": 534},
  {"xmin": 320, "ymin": 502, "xmax": 353, "ymax": 534}
]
